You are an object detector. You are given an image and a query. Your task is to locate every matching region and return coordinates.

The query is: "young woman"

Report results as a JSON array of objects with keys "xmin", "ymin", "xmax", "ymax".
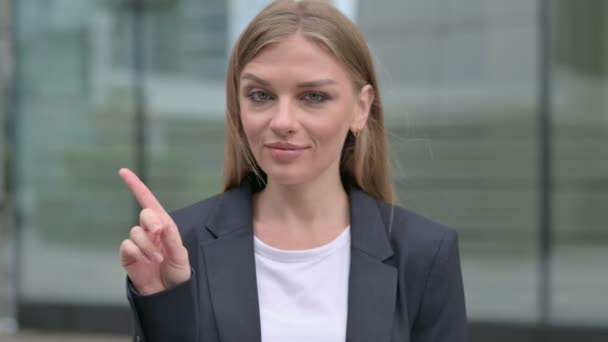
[{"xmin": 118, "ymin": 1, "xmax": 467, "ymax": 341}]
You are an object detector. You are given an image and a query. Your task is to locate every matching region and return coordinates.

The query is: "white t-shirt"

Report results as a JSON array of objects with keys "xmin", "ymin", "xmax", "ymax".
[{"xmin": 254, "ymin": 227, "xmax": 351, "ymax": 342}]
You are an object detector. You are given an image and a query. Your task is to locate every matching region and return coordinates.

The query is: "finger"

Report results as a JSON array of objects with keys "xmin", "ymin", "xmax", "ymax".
[
  {"xmin": 129, "ymin": 226, "xmax": 164, "ymax": 264},
  {"xmin": 140, "ymin": 208, "xmax": 163, "ymax": 234},
  {"xmin": 160, "ymin": 221, "xmax": 188, "ymax": 263},
  {"xmin": 120, "ymin": 239, "xmax": 152, "ymax": 266},
  {"xmin": 118, "ymin": 168, "xmax": 166, "ymax": 214}
]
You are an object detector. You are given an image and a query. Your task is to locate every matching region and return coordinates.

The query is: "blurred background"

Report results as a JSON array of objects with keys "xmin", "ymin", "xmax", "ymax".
[{"xmin": 0, "ymin": 0, "xmax": 606, "ymax": 341}]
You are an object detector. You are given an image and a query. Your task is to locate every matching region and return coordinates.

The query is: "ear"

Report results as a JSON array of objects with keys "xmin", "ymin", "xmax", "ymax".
[{"xmin": 350, "ymin": 84, "xmax": 374, "ymax": 133}]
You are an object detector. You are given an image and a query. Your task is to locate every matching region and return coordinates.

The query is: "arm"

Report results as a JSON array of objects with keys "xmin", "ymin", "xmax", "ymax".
[
  {"xmin": 127, "ymin": 274, "xmax": 197, "ymax": 342},
  {"xmin": 411, "ymin": 230, "xmax": 468, "ymax": 342},
  {"xmin": 118, "ymin": 169, "xmax": 197, "ymax": 342}
]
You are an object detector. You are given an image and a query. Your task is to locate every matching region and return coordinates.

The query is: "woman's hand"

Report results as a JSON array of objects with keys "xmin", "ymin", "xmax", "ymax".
[{"xmin": 118, "ymin": 168, "xmax": 191, "ymax": 296}]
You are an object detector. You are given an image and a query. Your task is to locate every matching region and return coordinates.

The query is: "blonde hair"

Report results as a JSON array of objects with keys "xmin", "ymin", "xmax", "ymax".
[{"xmin": 222, "ymin": 0, "xmax": 395, "ymax": 204}]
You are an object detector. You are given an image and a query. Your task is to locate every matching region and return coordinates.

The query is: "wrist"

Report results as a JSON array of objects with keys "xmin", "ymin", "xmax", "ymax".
[
  {"xmin": 135, "ymin": 282, "xmax": 166, "ymax": 296},
  {"xmin": 163, "ymin": 270, "xmax": 192, "ymax": 289}
]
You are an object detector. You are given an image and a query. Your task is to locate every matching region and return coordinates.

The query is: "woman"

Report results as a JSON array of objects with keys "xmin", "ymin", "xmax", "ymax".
[{"xmin": 119, "ymin": 0, "xmax": 467, "ymax": 341}]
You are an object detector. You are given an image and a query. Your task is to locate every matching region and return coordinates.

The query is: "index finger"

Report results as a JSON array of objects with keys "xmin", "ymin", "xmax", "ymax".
[{"xmin": 119, "ymin": 168, "xmax": 166, "ymax": 214}]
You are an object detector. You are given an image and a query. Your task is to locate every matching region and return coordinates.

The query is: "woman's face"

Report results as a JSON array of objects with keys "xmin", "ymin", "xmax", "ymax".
[{"xmin": 239, "ymin": 34, "xmax": 373, "ymax": 186}]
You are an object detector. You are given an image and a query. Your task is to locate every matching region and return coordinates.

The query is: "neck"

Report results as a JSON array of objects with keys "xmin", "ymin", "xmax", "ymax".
[{"xmin": 253, "ymin": 171, "xmax": 350, "ymax": 239}]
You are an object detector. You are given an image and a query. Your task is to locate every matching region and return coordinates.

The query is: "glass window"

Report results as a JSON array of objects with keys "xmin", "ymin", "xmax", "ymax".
[
  {"xmin": 0, "ymin": 0, "xmax": 15, "ymax": 331},
  {"xmin": 551, "ymin": 0, "xmax": 608, "ymax": 326},
  {"xmin": 358, "ymin": 0, "xmax": 541, "ymax": 322},
  {"xmin": 142, "ymin": 0, "xmax": 229, "ymax": 210},
  {"xmin": 15, "ymin": 0, "xmax": 137, "ymax": 304}
]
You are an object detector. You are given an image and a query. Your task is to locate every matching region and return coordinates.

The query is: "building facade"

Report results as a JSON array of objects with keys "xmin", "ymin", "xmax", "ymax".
[{"xmin": 0, "ymin": 0, "xmax": 607, "ymax": 340}]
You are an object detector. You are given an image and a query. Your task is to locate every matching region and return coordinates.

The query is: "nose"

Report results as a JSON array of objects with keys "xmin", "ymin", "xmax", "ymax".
[{"xmin": 269, "ymin": 98, "xmax": 298, "ymax": 136}]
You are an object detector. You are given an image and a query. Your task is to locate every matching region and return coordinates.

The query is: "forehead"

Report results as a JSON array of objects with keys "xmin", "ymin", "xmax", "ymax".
[{"xmin": 240, "ymin": 34, "xmax": 351, "ymax": 84}]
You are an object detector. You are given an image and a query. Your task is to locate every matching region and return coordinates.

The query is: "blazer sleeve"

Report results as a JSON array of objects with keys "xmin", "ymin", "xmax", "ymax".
[
  {"xmin": 127, "ymin": 272, "xmax": 198, "ymax": 342},
  {"xmin": 411, "ymin": 230, "xmax": 468, "ymax": 342}
]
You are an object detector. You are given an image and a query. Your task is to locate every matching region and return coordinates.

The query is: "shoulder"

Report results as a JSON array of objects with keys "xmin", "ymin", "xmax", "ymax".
[
  {"xmin": 377, "ymin": 201, "xmax": 460, "ymax": 268},
  {"xmin": 380, "ymin": 201, "xmax": 458, "ymax": 247},
  {"xmin": 377, "ymin": 202, "xmax": 467, "ymax": 333},
  {"xmin": 167, "ymin": 192, "xmax": 224, "ymax": 239},
  {"xmin": 377, "ymin": 202, "xmax": 465, "ymax": 323}
]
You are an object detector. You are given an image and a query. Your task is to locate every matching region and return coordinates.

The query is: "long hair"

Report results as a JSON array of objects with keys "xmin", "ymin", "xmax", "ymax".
[{"xmin": 222, "ymin": 0, "xmax": 395, "ymax": 204}]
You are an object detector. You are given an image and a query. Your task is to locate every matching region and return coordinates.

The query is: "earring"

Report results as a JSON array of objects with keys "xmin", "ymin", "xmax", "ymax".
[{"xmin": 352, "ymin": 129, "xmax": 360, "ymax": 138}]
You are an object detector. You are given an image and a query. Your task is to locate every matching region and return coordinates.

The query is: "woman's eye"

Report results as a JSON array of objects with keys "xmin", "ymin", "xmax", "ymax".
[
  {"xmin": 249, "ymin": 90, "xmax": 272, "ymax": 103},
  {"xmin": 302, "ymin": 92, "xmax": 328, "ymax": 103}
]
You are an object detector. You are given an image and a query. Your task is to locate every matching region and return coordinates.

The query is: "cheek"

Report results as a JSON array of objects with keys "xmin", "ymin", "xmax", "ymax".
[
  {"xmin": 240, "ymin": 111, "xmax": 265, "ymax": 143},
  {"xmin": 326, "ymin": 102, "xmax": 354, "ymax": 133},
  {"xmin": 309, "ymin": 111, "xmax": 352, "ymax": 152}
]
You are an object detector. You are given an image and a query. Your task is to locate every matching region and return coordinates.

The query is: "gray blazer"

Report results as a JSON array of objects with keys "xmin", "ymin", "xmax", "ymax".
[{"xmin": 127, "ymin": 180, "xmax": 467, "ymax": 342}]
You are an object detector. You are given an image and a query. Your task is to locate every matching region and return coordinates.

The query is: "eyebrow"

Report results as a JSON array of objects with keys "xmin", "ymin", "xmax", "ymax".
[{"xmin": 241, "ymin": 73, "xmax": 336, "ymax": 88}]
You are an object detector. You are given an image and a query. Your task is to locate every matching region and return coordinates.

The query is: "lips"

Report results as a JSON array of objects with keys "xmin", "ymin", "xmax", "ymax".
[
  {"xmin": 265, "ymin": 142, "xmax": 308, "ymax": 162},
  {"xmin": 265, "ymin": 142, "xmax": 307, "ymax": 150}
]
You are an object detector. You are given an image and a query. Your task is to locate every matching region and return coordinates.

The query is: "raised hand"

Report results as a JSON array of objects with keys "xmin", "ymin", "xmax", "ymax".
[{"xmin": 118, "ymin": 168, "xmax": 191, "ymax": 295}]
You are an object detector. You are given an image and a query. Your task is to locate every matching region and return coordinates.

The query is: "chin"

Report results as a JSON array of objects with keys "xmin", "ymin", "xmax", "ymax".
[{"xmin": 261, "ymin": 165, "xmax": 315, "ymax": 187}]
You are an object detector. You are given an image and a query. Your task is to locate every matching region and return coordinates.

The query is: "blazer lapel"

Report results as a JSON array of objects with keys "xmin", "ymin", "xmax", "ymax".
[
  {"xmin": 198, "ymin": 181, "xmax": 398, "ymax": 342},
  {"xmin": 201, "ymin": 183, "xmax": 262, "ymax": 342},
  {"xmin": 346, "ymin": 187, "xmax": 398, "ymax": 342}
]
